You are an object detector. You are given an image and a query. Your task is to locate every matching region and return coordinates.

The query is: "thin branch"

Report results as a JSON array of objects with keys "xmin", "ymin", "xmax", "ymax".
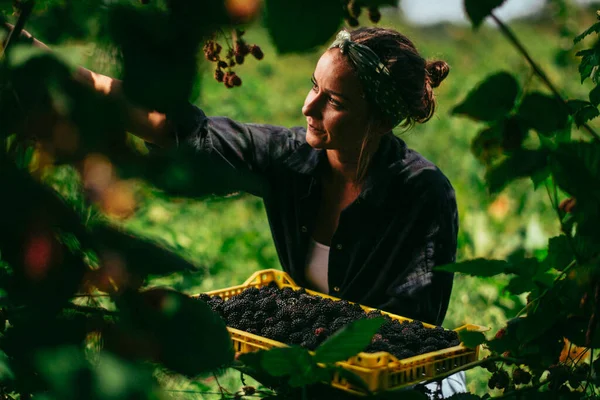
[
  {"xmin": 490, "ymin": 12, "xmax": 600, "ymax": 142},
  {"xmin": 0, "ymin": 0, "xmax": 35, "ymax": 59}
]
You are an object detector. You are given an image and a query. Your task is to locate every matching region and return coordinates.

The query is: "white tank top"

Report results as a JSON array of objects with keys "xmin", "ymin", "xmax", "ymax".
[{"xmin": 305, "ymin": 237, "xmax": 330, "ymax": 294}]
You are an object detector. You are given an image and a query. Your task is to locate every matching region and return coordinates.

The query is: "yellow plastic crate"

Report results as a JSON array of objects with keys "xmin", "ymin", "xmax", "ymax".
[{"xmin": 202, "ymin": 269, "xmax": 488, "ymax": 395}]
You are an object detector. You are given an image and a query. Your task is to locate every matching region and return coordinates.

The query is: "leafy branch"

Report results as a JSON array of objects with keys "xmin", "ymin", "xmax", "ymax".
[{"xmin": 490, "ymin": 11, "xmax": 600, "ymax": 142}]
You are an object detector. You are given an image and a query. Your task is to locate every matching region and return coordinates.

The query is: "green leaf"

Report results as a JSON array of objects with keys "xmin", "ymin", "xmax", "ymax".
[
  {"xmin": 458, "ymin": 330, "xmax": 486, "ymax": 349},
  {"xmin": 264, "ymin": 0, "xmax": 342, "ymax": 54},
  {"xmin": 451, "ymin": 72, "xmax": 518, "ymax": 122},
  {"xmin": 435, "ymin": 259, "xmax": 510, "ymax": 277},
  {"xmin": 260, "ymin": 347, "xmax": 311, "ymax": 377},
  {"xmin": 574, "ymin": 21, "xmax": 600, "ymax": 44},
  {"xmin": 313, "ymin": 318, "xmax": 386, "ymax": 364},
  {"xmin": 567, "ymin": 99, "xmax": 600, "ymax": 126},
  {"xmin": 92, "ymin": 222, "xmax": 197, "ymax": 284},
  {"xmin": 114, "ymin": 289, "xmax": 234, "ymax": 377},
  {"xmin": 464, "ymin": 0, "xmax": 507, "ymax": 29},
  {"xmin": 576, "ymin": 47, "xmax": 600, "ymax": 83},
  {"xmin": 550, "ymin": 142, "xmax": 600, "ymax": 202},
  {"xmin": 485, "ymin": 149, "xmax": 549, "ymax": 194},
  {"xmin": 590, "ymin": 85, "xmax": 600, "ymax": 106},
  {"xmin": 0, "ymin": 350, "xmax": 14, "ymax": 382},
  {"xmin": 517, "ymin": 92, "xmax": 569, "ymax": 135},
  {"xmin": 546, "ymin": 235, "xmax": 574, "ymax": 271}
]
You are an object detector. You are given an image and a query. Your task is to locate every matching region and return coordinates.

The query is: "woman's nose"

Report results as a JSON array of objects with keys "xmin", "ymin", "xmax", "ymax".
[{"xmin": 302, "ymin": 91, "xmax": 321, "ymax": 117}]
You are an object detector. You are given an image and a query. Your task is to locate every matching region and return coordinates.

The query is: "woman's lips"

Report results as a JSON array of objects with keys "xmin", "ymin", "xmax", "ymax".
[{"xmin": 308, "ymin": 124, "xmax": 325, "ymax": 133}]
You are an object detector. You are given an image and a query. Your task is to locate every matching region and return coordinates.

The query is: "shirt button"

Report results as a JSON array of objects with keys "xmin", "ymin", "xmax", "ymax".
[
  {"xmin": 336, "ymin": 244, "xmax": 343, "ymax": 250},
  {"xmin": 333, "ymin": 286, "xmax": 340, "ymax": 292},
  {"xmin": 301, "ymin": 226, "xmax": 307, "ymax": 233}
]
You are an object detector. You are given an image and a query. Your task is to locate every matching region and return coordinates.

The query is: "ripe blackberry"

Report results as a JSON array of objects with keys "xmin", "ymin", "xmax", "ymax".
[
  {"xmin": 214, "ymin": 69, "xmax": 224, "ymax": 82},
  {"xmin": 254, "ymin": 311, "xmax": 268, "ymax": 321},
  {"xmin": 250, "ymin": 45, "xmax": 264, "ymax": 60},
  {"xmin": 289, "ymin": 332, "xmax": 304, "ymax": 344},
  {"xmin": 312, "ymin": 316, "xmax": 329, "ymax": 331},
  {"xmin": 235, "ymin": 55, "xmax": 244, "ymax": 65},
  {"xmin": 197, "ymin": 293, "xmax": 212, "ymax": 302},
  {"xmin": 423, "ymin": 337, "xmax": 440, "ymax": 348},
  {"xmin": 368, "ymin": 7, "xmax": 381, "ymax": 23},
  {"xmin": 291, "ymin": 318, "xmax": 307, "ymax": 332},
  {"xmin": 367, "ymin": 340, "xmax": 391, "ymax": 353},
  {"xmin": 512, "ymin": 368, "xmax": 531, "ymax": 385},
  {"xmin": 396, "ymin": 349, "xmax": 416, "ymax": 359},
  {"xmin": 243, "ymin": 287, "xmax": 260, "ymax": 297},
  {"xmin": 367, "ymin": 310, "xmax": 384, "ymax": 319},
  {"xmin": 264, "ymin": 317, "xmax": 276, "ymax": 326},
  {"xmin": 300, "ymin": 337, "xmax": 319, "ymax": 351},
  {"xmin": 217, "ymin": 60, "xmax": 228, "ymax": 69},
  {"xmin": 420, "ymin": 345, "xmax": 437, "ymax": 354},
  {"xmin": 257, "ymin": 296, "xmax": 277, "ymax": 312},
  {"xmin": 349, "ymin": 1, "xmax": 361, "ymax": 18},
  {"xmin": 242, "ymin": 311, "xmax": 254, "ymax": 320},
  {"xmin": 227, "ymin": 312, "xmax": 242, "ymax": 324}
]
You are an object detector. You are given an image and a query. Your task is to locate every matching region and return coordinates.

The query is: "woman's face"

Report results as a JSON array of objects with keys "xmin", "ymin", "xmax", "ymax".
[{"xmin": 302, "ymin": 49, "xmax": 372, "ymax": 154}]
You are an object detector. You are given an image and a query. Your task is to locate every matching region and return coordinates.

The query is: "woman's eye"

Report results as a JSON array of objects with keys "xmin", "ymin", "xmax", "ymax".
[{"xmin": 328, "ymin": 97, "xmax": 342, "ymax": 108}]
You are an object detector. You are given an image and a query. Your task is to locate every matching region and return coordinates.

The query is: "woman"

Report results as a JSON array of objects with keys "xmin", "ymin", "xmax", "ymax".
[{"xmin": 8, "ymin": 24, "xmax": 463, "ymax": 397}]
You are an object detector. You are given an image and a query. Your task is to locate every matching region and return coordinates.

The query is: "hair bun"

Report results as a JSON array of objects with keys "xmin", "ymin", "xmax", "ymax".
[{"xmin": 426, "ymin": 60, "xmax": 450, "ymax": 88}]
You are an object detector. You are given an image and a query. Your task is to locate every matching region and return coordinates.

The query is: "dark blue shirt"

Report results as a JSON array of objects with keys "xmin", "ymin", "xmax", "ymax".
[{"xmin": 163, "ymin": 104, "xmax": 458, "ymax": 326}]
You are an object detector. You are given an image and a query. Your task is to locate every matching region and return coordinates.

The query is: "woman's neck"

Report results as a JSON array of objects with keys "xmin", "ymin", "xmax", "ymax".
[{"xmin": 325, "ymin": 150, "xmax": 360, "ymax": 185}]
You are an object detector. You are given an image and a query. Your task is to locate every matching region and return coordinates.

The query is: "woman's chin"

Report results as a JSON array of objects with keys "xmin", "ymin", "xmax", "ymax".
[{"xmin": 306, "ymin": 130, "xmax": 327, "ymax": 149}]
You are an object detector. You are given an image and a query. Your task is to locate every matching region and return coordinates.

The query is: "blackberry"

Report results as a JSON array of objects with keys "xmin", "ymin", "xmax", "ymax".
[
  {"xmin": 264, "ymin": 317, "xmax": 276, "ymax": 326},
  {"xmin": 512, "ymin": 368, "xmax": 531, "ymax": 385},
  {"xmin": 366, "ymin": 310, "xmax": 384, "ymax": 319},
  {"xmin": 242, "ymin": 311, "xmax": 254, "ymax": 320},
  {"xmin": 280, "ymin": 287, "xmax": 296, "ymax": 298},
  {"xmin": 367, "ymin": 340, "xmax": 391, "ymax": 353},
  {"xmin": 243, "ymin": 287, "xmax": 260, "ymax": 297},
  {"xmin": 250, "ymin": 45, "xmax": 264, "ymax": 60},
  {"xmin": 301, "ymin": 337, "xmax": 319, "ymax": 351},
  {"xmin": 247, "ymin": 328, "xmax": 259, "ymax": 335},
  {"xmin": 197, "ymin": 293, "xmax": 212, "ymax": 302},
  {"xmin": 312, "ymin": 316, "xmax": 329, "ymax": 331},
  {"xmin": 291, "ymin": 318, "xmax": 307, "ymax": 332},
  {"xmin": 420, "ymin": 345, "xmax": 437, "ymax": 354},
  {"xmin": 254, "ymin": 311, "xmax": 268, "ymax": 321},
  {"xmin": 423, "ymin": 337, "xmax": 440, "ymax": 348},
  {"xmin": 289, "ymin": 332, "xmax": 304, "ymax": 344},
  {"xmin": 396, "ymin": 349, "xmax": 416, "ymax": 359},
  {"xmin": 331, "ymin": 317, "xmax": 352, "ymax": 332},
  {"xmin": 257, "ymin": 296, "xmax": 277, "ymax": 312},
  {"xmin": 368, "ymin": 7, "xmax": 381, "ymax": 23},
  {"xmin": 227, "ymin": 312, "xmax": 241, "ymax": 324}
]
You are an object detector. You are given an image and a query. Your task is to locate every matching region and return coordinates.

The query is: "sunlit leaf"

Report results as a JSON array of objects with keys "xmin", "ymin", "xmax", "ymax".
[
  {"xmin": 458, "ymin": 330, "xmax": 486, "ymax": 349},
  {"xmin": 260, "ymin": 347, "xmax": 310, "ymax": 377},
  {"xmin": 313, "ymin": 318, "xmax": 385, "ymax": 364},
  {"xmin": 452, "ymin": 72, "xmax": 518, "ymax": 121}
]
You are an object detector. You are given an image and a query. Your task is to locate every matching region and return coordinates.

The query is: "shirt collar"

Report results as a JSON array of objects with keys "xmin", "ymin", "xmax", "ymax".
[{"xmin": 281, "ymin": 133, "xmax": 407, "ymax": 206}]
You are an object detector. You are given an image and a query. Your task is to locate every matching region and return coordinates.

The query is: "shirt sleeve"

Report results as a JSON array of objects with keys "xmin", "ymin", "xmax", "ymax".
[
  {"xmin": 376, "ymin": 172, "xmax": 458, "ymax": 326},
  {"xmin": 148, "ymin": 103, "xmax": 306, "ymax": 198}
]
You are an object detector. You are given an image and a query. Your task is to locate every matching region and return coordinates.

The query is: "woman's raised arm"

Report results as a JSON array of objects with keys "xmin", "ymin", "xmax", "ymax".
[{"xmin": 2, "ymin": 22, "xmax": 176, "ymax": 147}]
